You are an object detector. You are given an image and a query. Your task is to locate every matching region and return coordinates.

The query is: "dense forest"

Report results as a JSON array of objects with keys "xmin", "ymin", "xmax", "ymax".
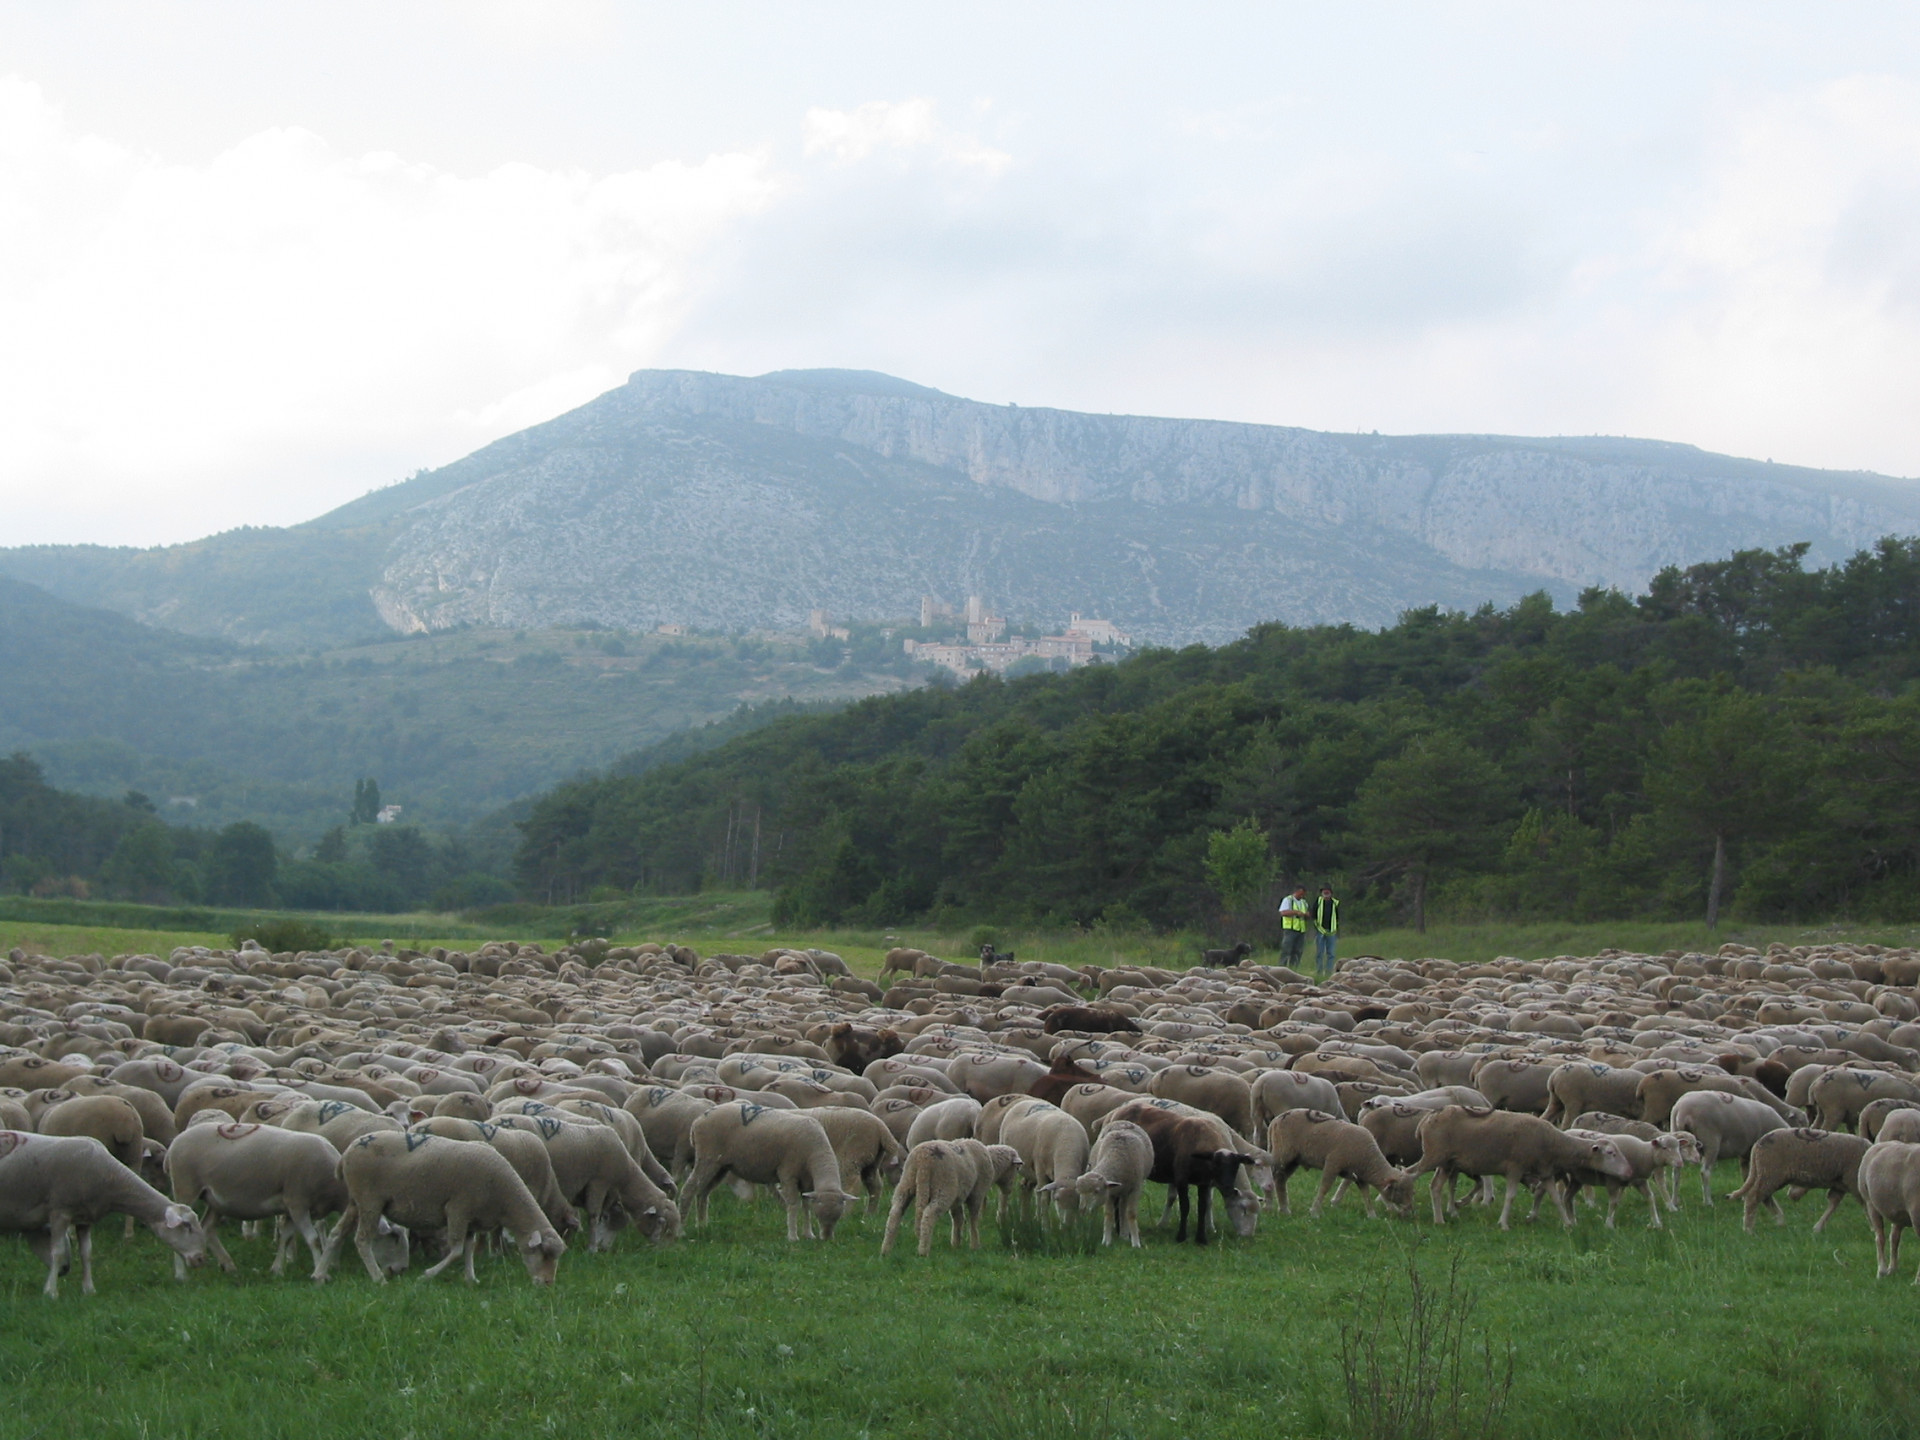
[
  {"xmin": 512, "ymin": 538, "xmax": 1920, "ymax": 933},
  {"xmin": 0, "ymin": 756, "xmax": 507, "ymax": 913}
]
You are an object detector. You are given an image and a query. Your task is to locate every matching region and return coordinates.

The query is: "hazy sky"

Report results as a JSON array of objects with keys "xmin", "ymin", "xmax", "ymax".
[{"xmin": 6, "ymin": 2, "xmax": 1920, "ymax": 544}]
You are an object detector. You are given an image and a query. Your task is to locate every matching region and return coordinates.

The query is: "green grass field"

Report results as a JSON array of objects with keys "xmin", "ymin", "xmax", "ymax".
[{"xmin": 3, "ymin": 1166, "xmax": 1916, "ymax": 1440}]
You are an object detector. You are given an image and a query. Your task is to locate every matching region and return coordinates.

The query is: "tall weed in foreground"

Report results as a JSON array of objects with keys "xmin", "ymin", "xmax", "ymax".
[{"xmin": 1339, "ymin": 1247, "xmax": 1513, "ymax": 1440}]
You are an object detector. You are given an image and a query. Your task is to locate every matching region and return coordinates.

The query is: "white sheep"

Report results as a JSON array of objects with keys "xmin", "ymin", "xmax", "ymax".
[
  {"xmin": 685, "ymin": 1102, "xmax": 856, "ymax": 1240},
  {"xmin": 1043, "ymin": 1119, "xmax": 1154, "ymax": 1246},
  {"xmin": 0, "ymin": 1130, "xmax": 207, "ymax": 1296}
]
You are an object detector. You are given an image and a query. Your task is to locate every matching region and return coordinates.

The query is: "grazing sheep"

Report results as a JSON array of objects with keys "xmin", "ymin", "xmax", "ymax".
[
  {"xmin": 410, "ymin": 1117, "xmax": 578, "ymax": 1237},
  {"xmin": 1251, "ymin": 1069, "xmax": 1347, "ymax": 1129},
  {"xmin": 166, "ymin": 1121, "xmax": 397, "ymax": 1279},
  {"xmin": 810, "ymin": 1108, "xmax": 908, "ymax": 1216},
  {"xmin": 686, "ymin": 1103, "xmax": 856, "ymax": 1241},
  {"xmin": 623, "ymin": 1088, "xmax": 714, "ymax": 1180},
  {"xmin": 1860, "ymin": 1140, "xmax": 1920, "ymax": 1281},
  {"xmin": 881, "ymin": 1140, "xmax": 977, "ymax": 1256},
  {"xmin": 1357, "ymin": 1091, "xmax": 1486, "ymax": 1168},
  {"xmin": 1669, "ymin": 1091, "xmax": 1791, "ymax": 1205},
  {"xmin": 1059, "ymin": 1082, "xmax": 1146, "ymax": 1138},
  {"xmin": 1104, "ymin": 1100, "xmax": 1257, "ymax": 1244},
  {"xmin": 321, "ymin": 1131, "xmax": 566, "ymax": 1285},
  {"xmin": 0, "ymin": 1131, "xmax": 207, "ymax": 1296},
  {"xmin": 1044, "ymin": 1119, "xmax": 1154, "ymax": 1246},
  {"xmin": 1001, "ymin": 1102, "xmax": 1091, "ymax": 1218},
  {"xmin": 1727, "ymin": 1128, "xmax": 1873, "ymax": 1232},
  {"xmin": 1411, "ymin": 1106, "xmax": 1634, "ymax": 1229},
  {"xmin": 500, "ymin": 1115, "xmax": 678, "ymax": 1249},
  {"xmin": 1560, "ymin": 1129, "xmax": 1699, "ymax": 1229},
  {"xmin": 1266, "ymin": 1109, "xmax": 1414, "ymax": 1218}
]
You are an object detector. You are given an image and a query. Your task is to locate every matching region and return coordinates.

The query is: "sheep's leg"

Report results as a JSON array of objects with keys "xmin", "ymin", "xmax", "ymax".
[
  {"xmin": 1813, "ymin": 1190, "xmax": 1845, "ymax": 1233},
  {"xmin": 201, "ymin": 1211, "xmax": 239, "ymax": 1273},
  {"xmin": 1428, "ymin": 1167, "xmax": 1450, "ymax": 1226},
  {"xmin": 1605, "ymin": 1185, "xmax": 1621, "ymax": 1230},
  {"xmin": 421, "ymin": 1217, "xmax": 469, "ymax": 1279},
  {"xmin": 1174, "ymin": 1183, "xmax": 1191, "ymax": 1242},
  {"xmin": 881, "ymin": 1184, "xmax": 912, "ymax": 1257},
  {"xmin": 686, "ymin": 1160, "xmax": 724, "ymax": 1227},
  {"xmin": 461, "ymin": 1233, "xmax": 482, "ymax": 1284},
  {"xmin": 916, "ymin": 1197, "xmax": 938, "ymax": 1257},
  {"xmin": 767, "ymin": 1179, "xmax": 805, "ymax": 1242},
  {"xmin": 76, "ymin": 1221, "xmax": 95, "ymax": 1305},
  {"xmin": 1890, "ymin": 1218, "xmax": 1908, "ymax": 1280},
  {"xmin": 1869, "ymin": 1205, "xmax": 1891, "ymax": 1276},
  {"xmin": 1272, "ymin": 1163, "xmax": 1295, "ymax": 1216},
  {"xmin": 352, "ymin": 1209, "xmax": 394, "ymax": 1284},
  {"xmin": 1664, "ymin": 1165, "xmax": 1681, "ymax": 1212},
  {"xmin": 1122, "ymin": 1191, "xmax": 1142, "ymax": 1248},
  {"xmin": 292, "ymin": 1210, "xmax": 327, "ymax": 1278},
  {"xmin": 314, "ymin": 1203, "xmax": 354, "ymax": 1283},
  {"xmin": 42, "ymin": 1218, "xmax": 72, "ymax": 1298},
  {"xmin": 1194, "ymin": 1184, "xmax": 1213, "ymax": 1246},
  {"xmin": 1698, "ymin": 1147, "xmax": 1716, "ymax": 1206},
  {"xmin": 1497, "ymin": 1176, "xmax": 1518, "ymax": 1231},
  {"xmin": 1637, "ymin": 1181, "xmax": 1662, "ymax": 1231},
  {"xmin": 1309, "ymin": 1170, "xmax": 1339, "ymax": 1220},
  {"xmin": 1158, "ymin": 1189, "xmax": 1177, "ymax": 1228}
]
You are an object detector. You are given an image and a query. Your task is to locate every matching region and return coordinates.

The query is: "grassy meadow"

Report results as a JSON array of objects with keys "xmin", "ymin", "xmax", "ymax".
[
  {"xmin": 8, "ymin": 903, "xmax": 1920, "ymax": 1436},
  {"xmin": 3, "ymin": 1164, "xmax": 1917, "ymax": 1440}
]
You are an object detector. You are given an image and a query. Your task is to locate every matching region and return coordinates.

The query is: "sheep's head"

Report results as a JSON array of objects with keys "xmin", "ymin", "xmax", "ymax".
[
  {"xmin": 156, "ymin": 1203, "xmax": 208, "ymax": 1269},
  {"xmin": 1656, "ymin": 1133, "xmax": 1703, "ymax": 1166},
  {"xmin": 519, "ymin": 1228, "xmax": 565, "ymax": 1285},
  {"xmin": 1381, "ymin": 1172, "xmax": 1417, "ymax": 1217},
  {"xmin": 800, "ymin": 1188, "xmax": 854, "ymax": 1240},
  {"xmin": 369, "ymin": 1215, "xmax": 411, "ymax": 1276},
  {"xmin": 1583, "ymin": 1137, "xmax": 1635, "ymax": 1181}
]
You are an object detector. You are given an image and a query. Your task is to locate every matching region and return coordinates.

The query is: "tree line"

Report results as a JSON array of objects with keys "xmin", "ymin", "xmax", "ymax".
[
  {"xmin": 512, "ymin": 537, "xmax": 1920, "ymax": 933},
  {"xmin": 0, "ymin": 758, "xmax": 509, "ymax": 913}
]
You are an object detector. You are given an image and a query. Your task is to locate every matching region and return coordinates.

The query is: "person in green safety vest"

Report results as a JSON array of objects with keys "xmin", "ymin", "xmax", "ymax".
[
  {"xmin": 1277, "ymin": 884, "xmax": 1309, "ymax": 969},
  {"xmin": 1313, "ymin": 885, "xmax": 1340, "ymax": 975}
]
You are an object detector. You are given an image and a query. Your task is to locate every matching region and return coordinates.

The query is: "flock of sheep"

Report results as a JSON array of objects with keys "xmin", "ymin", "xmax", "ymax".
[{"xmin": 5, "ymin": 932, "xmax": 1920, "ymax": 1296}]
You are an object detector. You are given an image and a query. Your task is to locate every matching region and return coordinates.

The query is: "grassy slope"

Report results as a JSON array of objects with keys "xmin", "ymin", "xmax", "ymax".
[{"xmin": 3, "ymin": 1170, "xmax": 1915, "ymax": 1440}]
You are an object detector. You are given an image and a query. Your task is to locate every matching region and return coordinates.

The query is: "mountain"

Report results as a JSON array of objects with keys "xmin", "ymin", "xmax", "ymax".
[{"xmin": 4, "ymin": 369, "xmax": 1919, "ymax": 649}]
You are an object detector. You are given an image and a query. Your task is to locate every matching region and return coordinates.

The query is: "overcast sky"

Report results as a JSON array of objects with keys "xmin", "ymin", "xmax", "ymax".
[{"xmin": 6, "ymin": 2, "xmax": 1920, "ymax": 544}]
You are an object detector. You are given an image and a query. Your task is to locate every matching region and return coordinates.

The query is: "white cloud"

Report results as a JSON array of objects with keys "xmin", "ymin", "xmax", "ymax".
[
  {"xmin": 0, "ymin": 76, "xmax": 780, "ymax": 543},
  {"xmin": 803, "ymin": 98, "xmax": 1010, "ymax": 173}
]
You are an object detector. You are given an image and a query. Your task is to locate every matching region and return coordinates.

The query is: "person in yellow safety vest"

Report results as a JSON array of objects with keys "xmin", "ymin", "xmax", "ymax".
[
  {"xmin": 1277, "ymin": 884, "xmax": 1309, "ymax": 969},
  {"xmin": 1313, "ymin": 885, "xmax": 1340, "ymax": 975}
]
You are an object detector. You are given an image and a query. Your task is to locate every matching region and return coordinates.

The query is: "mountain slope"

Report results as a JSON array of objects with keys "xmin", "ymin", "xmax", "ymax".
[{"xmin": 5, "ymin": 369, "xmax": 1917, "ymax": 648}]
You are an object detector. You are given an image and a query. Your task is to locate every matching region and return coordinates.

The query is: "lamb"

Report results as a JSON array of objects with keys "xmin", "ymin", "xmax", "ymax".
[
  {"xmin": 1541, "ymin": 1062, "xmax": 1645, "ymax": 1126},
  {"xmin": 1001, "ymin": 1102, "xmax": 1090, "ymax": 1218},
  {"xmin": 1411, "ymin": 1105, "xmax": 1634, "ymax": 1229},
  {"xmin": 881, "ymin": 1140, "xmax": 978, "ymax": 1256},
  {"xmin": 1267, "ymin": 1109, "xmax": 1415, "ymax": 1218},
  {"xmin": 1860, "ymin": 1140, "xmax": 1920, "ymax": 1281},
  {"xmin": 809, "ymin": 1108, "xmax": 907, "ymax": 1216},
  {"xmin": 1041, "ymin": 1119, "xmax": 1154, "ymax": 1246},
  {"xmin": 1251, "ymin": 1069, "xmax": 1347, "ymax": 1129},
  {"xmin": 166, "ymin": 1120, "xmax": 401, "ymax": 1279},
  {"xmin": 320, "ymin": 1130, "xmax": 566, "ymax": 1285},
  {"xmin": 1568, "ymin": 1111, "xmax": 1684, "ymax": 1207},
  {"xmin": 686, "ymin": 1103, "xmax": 856, "ymax": 1241},
  {"xmin": 1726, "ymin": 1127, "xmax": 1873, "ymax": 1233},
  {"xmin": 1669, "ymin": 1091, "xmax": 1790, "ymax": 1205},
  {"xmin": 1560, "ymin": 1129, "xmax": 1699, "ymax": 1229},
  {"xmin": 1148, "ymin": 1065, "xmax": 1259, "ymax": 1142},
  {"xmin": 0, "ymin": 1130, "xmax": 208, "ymax": 1296}
]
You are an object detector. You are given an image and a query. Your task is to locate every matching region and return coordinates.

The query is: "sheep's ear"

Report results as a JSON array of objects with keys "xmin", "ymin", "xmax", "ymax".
[
  {"xmin": 163, "ymin": 1203, "xmax": 195, "ymax": 1228},
  {"xmin": 644, "ymin": 1206, "xmax": 658, "ymax": 1217},
  {"xmin": 375, "ymin": 1216, "xmax": 401, "ymax": 1236},
  {"xmin": 526, "ymin": 1231, "xmax": 546, "ymax": 1247}
]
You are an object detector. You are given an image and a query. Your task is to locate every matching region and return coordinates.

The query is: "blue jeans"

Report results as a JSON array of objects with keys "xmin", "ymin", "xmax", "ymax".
[{"xmin": 1315, "ymin": 933, "xmax": 1337, "ymax": 973}]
